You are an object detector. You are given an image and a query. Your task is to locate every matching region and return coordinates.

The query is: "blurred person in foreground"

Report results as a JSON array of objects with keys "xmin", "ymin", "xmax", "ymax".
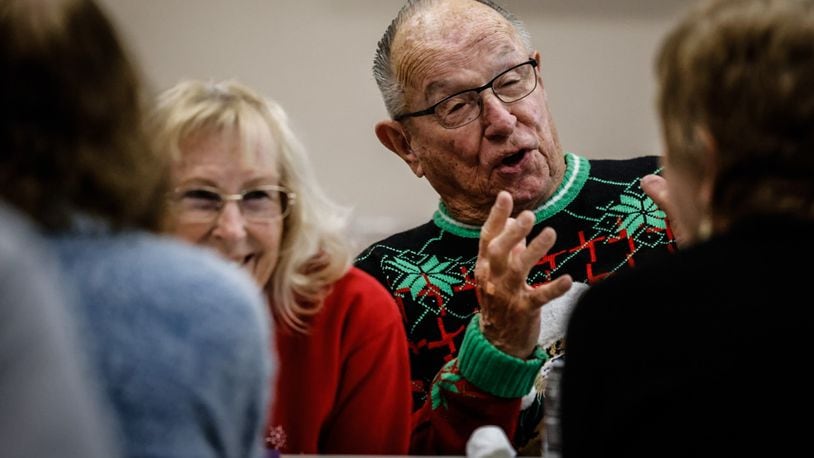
[
  {"xmin": 353, "ymin": 0, "xmax": 677, "ymax": 453},
  {"xmin": 0, "ymin": 202, "xmax": 119, "ymax": 458},
  {"xmin": 562, "ymin": 0, "xmax": 814, "ymax": 456},
  {"xmin": 150, "ymin": 79, "xmax": 412, "ymax": 455},
  {"xmin": 0, "ymin": 1, "xmax": 273, "ymax": 456}
]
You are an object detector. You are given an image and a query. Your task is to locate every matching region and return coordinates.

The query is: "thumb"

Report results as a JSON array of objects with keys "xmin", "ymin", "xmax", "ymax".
[{"xmin": 641, "ymin": 174, "xmax": 669, "ymax": 210}]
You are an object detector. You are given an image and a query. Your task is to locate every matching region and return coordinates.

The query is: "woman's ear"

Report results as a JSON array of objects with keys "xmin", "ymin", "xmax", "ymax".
[
  {"xmin": 694, "ymin": 126, "xmax": 719, "ymax": 240},
  {"xmin": 695, "ymin": 126, "xmax": 718, "ymax": 209},
  {"xmin": 374, "ymin": 120, "xmax": 424, "ymax": 178}
]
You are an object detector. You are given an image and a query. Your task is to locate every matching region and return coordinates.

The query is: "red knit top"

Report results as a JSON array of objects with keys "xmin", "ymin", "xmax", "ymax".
[{"xmin": 265, "ymin": 267, "xmax": 411, "ymax": 454}]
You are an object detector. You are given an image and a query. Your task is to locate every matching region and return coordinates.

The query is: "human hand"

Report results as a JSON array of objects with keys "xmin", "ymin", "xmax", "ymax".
[
  {"xmin": 475, "ymin": 191, "xmax": 573, "ymax": 359},
  {"xmin": 641, "ymin": 174, "xmax": 689, "ymax": 247}
]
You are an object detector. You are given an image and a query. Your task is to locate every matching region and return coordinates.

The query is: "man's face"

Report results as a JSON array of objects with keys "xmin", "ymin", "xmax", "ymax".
[{"xmin": 390, "ymin": 1, "xmax": 565, "ymax": 223}]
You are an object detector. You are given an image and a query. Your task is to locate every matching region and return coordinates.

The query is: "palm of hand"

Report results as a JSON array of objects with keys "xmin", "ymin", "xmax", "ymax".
[{"xmin": 475, "ymin": 191, "xmax": 572, "ymax": 359}]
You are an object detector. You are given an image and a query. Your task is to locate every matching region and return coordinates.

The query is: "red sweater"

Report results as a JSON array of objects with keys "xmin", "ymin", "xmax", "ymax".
[{"xmin": 265, "ymin": 267, "xmax": 411, "ymax": 454}]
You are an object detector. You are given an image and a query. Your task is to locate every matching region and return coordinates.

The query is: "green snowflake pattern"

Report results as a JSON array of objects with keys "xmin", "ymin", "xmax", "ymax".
[
  {"xmin": 606, "ymin": 192, "xmax": 667, "ymax": 236},
  {"xmin": 384, "ymin": 255, "xmax": 462, "ymax": 301}
]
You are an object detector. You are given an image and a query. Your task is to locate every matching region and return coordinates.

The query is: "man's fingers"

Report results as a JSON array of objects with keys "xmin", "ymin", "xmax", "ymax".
[
  {"xmin": 519, "ymin": 226, "xmax": 557, "ymax": 271},
  {"xmin": 529, "ymin": 274, "xmax": 573, "ymax": 309},
  {"xmin": 642, "ymin": 173, "xmax": 688, "ymax": 247},
  {"xmin": 641, "ymin": 174, "xmax": 670, "ymax": 213},
  {"xmin": 479, "ymin": 191, "xmax": 513, "ymax": 257},
  {"xmin": 487, "ymin": 211, "xmax": 533, "ymax": 275}
]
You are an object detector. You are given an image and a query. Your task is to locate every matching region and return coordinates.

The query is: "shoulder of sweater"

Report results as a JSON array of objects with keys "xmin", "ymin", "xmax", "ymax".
[
  {"xmin": 54, "ymin": 232, "xmax": 267, "ymax": 323},
  {"xmin": 356, "ymin": 219, "xmax": 439, "ymax": 253},
  {"xmin": 56, "ymin": 231, "xmax": 237, "ymax": 272},
  {"xmin": 586, "ymin": 155, "xmax": 662, "ymax": 178},
  {"xmin": 324, "ymin": 266, "xmax": 403, "ymax": 324}
]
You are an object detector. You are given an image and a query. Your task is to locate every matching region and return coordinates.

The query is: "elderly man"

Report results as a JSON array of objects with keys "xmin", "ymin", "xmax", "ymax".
[{"xmin": 355, "ymin": 0, "xmax": 676, "ymax": 454}]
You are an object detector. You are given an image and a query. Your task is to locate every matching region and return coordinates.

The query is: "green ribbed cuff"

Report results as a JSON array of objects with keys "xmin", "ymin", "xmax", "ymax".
[{"xmin": 457, "ymin": 314, "xmax": 548, "ymax": 398}]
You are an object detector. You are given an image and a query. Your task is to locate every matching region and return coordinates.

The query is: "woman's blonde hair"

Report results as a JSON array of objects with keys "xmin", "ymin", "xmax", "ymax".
[{"xmin": 149, "ymin": 79, "xmax": 352, "ymax": 333}]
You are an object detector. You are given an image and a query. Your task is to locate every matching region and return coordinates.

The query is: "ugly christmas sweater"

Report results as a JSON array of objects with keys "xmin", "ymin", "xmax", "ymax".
[{"xmin": 354, "ymin": 152, "xmax": 677, "ymax": 454}]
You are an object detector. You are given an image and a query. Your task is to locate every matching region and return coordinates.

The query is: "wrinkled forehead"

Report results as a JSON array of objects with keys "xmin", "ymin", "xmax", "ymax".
[{"xmin": 391, "ymin": 1, "xmax": 525, "ymax": 95}]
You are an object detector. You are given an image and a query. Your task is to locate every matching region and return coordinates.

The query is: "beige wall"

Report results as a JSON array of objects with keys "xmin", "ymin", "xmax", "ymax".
[{"xmin": 97, "ymin": 0, "xmax": 685, "ymax": 249}]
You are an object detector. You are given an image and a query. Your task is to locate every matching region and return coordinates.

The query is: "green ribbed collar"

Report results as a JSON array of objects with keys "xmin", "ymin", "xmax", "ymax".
[{"xmin": 432, "ymin": 152, "xmax": 590, "ymax": 238}]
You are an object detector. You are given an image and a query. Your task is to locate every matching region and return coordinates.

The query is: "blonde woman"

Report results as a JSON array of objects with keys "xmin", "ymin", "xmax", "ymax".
[{"xmin": 150, "ymin": 80, "xmax": 411, "ymax": 454}]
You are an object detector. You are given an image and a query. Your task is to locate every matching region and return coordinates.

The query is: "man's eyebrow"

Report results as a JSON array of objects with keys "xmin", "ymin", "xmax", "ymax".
[
  {"xmin": 424, "ymin": 79, "xmax": 460, "ymax": 103},
  {"xmin": 421, "ymin": 55, "xmax": 517, "ymax": 103}
]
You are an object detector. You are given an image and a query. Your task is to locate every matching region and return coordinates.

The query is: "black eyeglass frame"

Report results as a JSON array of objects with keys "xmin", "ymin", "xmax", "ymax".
[{"xmin": 393, "ymin": 58, "xmax": 539, "ymax": 128}]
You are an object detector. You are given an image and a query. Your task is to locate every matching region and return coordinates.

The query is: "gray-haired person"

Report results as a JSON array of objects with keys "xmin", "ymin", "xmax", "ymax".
[{"xmin": 355, "ymin": 0, "xmax": 676, "ymax": 453}]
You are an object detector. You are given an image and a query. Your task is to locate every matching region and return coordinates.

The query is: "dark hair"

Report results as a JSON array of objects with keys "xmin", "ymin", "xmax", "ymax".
[{"xmin": 0, "ymin": 0, "xmax": 168, "ymax": 231}]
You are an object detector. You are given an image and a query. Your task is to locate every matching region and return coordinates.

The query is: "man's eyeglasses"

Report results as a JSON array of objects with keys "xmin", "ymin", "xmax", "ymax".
[
  {"xmin": 394, "ymin": 59, "xmax": 539, "ymax": 129},
  {"xmin": 170, "ymin": 185, "xmax": 296, "ymax": 224}
]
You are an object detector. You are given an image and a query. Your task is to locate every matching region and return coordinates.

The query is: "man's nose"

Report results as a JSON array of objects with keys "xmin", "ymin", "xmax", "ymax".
[{"xmin": 481, "ymin": 92, "xmax": 516, "ymax": 137}]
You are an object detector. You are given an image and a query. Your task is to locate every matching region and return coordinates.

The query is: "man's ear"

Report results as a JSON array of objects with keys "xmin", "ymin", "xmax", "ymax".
[{"xmin": 375, "ymin": 120, "xmax": 424, "ymax": 178}]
